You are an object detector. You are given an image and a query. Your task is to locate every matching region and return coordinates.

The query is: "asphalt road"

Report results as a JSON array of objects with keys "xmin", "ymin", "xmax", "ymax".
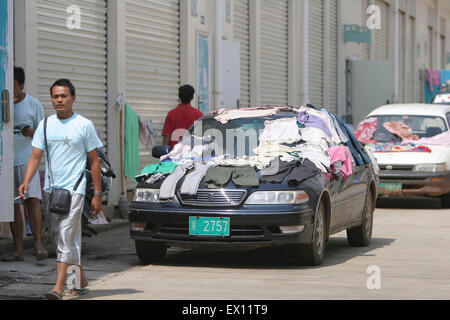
[{"xmin": 1, "ymin": 197, "xmax": 449, "ymax": 301}]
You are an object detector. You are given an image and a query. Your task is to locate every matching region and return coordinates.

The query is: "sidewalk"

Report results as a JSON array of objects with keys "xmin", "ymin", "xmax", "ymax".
[{"xmin": 0, "ymin": 219, "xmax": 129, "ymax": 257}]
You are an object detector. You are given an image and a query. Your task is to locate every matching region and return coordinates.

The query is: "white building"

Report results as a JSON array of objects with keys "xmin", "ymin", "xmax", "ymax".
[{"xmin": 1, "ymin": 0, "xmax": 450, "ymax": 223}]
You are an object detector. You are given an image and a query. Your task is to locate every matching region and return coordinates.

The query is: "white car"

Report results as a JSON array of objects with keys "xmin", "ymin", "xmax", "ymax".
[{"xmin": 356, "ymin": 104, "xmax": 450, "ymax": 207}]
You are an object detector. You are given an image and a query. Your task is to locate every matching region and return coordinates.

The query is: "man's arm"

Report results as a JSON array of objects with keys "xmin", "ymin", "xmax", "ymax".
[
  {"xmin": 87, "ymin": 149, "xmax": 103, "ymax": 216},
  {"xmin": 18, "ymin": 148, "xmax": 44, "ymax": 198}
]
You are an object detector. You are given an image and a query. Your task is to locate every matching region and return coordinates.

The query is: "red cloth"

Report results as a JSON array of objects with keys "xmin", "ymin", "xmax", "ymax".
[
  {"xmin": 162, "ymin": 104, "xmax": 204, "ymax": 149},
  {"xmin": 426, "ymin": 70, "xmax": 441, "ymax": 93},
  {"xmin": 355, "ymin": 117, "xmax": 378, "ymax": 144}
]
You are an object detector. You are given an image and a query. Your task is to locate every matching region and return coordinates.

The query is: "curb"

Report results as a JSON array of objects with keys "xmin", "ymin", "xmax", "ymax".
[{"xmin": 0, "ymin": 219, "xmax": 129, "ymax": 256}]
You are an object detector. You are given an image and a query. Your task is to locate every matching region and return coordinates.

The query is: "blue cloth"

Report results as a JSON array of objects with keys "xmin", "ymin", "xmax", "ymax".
[
  {"xmin": 14, "ymin": 94, "xmax": 45, "ymax": 166},
  {"xmin": 441, "ymin": 70, "xmax": 450, "ymax": 85},
  {"xmin": 32, "ymin": 113, "xmax": 103, "ymax": 195},
  {"xmin": 333, "ymin": 114, "xmax": 370, "ymax": 166}
]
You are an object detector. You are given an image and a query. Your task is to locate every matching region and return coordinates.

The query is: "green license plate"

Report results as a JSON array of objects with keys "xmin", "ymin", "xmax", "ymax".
[
  {"xmin": 379, "ymin": 182, "xmax": 402, "ymax": 194},
  {"xmin": 189, "ymin": 217, "xmax": 230, "ymax": 236}
]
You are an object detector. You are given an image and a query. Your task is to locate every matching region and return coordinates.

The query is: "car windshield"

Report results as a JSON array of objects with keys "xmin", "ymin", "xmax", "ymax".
[
  {"xmin": 372, "ymin": 114, "xmax": 448, "ymax": 142},
  {"xmin": 189, "ymin": 114, "xmax": 295, "ymax": 157}
]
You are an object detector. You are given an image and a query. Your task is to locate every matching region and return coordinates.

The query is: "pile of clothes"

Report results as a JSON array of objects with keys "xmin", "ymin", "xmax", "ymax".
[
  {"xmin": 355, "ymin": 117, "xmax": 450, "ymax": 153},
  {"xmin": 137, "ymin": 105, "xmax": 371, "ymax": 200}
]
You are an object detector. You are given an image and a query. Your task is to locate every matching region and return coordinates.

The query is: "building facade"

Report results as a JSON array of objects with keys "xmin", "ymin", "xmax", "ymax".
[{"xmin": 2, "ymin": 0, "xmax": 450, "ymax": 217}]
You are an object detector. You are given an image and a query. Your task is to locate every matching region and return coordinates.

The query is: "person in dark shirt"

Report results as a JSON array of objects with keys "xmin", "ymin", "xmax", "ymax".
[{"xmin": 162, "ymin": 85, "xmax": 203, "ymax": 150}]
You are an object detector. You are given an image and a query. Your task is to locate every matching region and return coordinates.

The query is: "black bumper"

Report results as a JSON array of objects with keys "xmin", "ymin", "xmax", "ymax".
[{"xmin": 128, "ymin": 202, "xmax": 315, "ymax": 248}]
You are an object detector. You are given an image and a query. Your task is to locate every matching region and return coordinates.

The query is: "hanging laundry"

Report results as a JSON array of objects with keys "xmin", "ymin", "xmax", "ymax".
[
  {"xmin": 259, "ymin": 117, "xmax": 302, "ymax": 144},
  {"xmin": 426, "ymin": 70, "xmax": 441, "ymax": 93},
  {"xmin": 124, "ymin": 103, "xmax": 140, "ymax": 182},
  {"xmin": 354, "ymin": 117, "xmax": 378, "ymax": 144},
  {"xmin": 138, "ymin": 115, "xmax": 155, "ymax": 147}
]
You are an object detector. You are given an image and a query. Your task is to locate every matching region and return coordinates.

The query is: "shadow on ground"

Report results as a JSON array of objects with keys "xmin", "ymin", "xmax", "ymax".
[{"xmin": 376, "ymin": 197, "xmax": 442, "ymax": 209}]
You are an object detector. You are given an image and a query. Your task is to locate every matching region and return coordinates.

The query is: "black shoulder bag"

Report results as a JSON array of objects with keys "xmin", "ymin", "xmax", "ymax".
[{"xmin": 44, "ymin": 118, "xmax": 84, "ymax": 215}]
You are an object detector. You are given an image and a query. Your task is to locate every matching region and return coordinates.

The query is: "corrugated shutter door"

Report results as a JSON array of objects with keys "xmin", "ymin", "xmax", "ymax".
[
  {"xmin": 407, "ymin": 16, "xmax": 415, "ymax": 102},
  {"xmin": 308, "ymin": 0, "xmax": 324, "ymax": 107},
  {"xmin": 328, "ymin": 0, "xmax": 339, "ymax": 114},
  {"xmin": 374, "ymin": 0, "xmax": 389, "ymax": 60},
  {"xmin": 36, "ymin": 0, "xmax": 108, "ymax": 146},
  {"xmin": 260, "ymin": 0, "xmax": 288, "ymax": 105},
  {"xmin": 234, "ymin": 0, "xmax": 250, "ymax": 108},
  {"xmin": 398, "ymin": 10, "xmax": 405, "ymax": 103},
  {"xmin": 126, "ymin": 0, "xmax": 180, "ymax": 175},
  {"xmin": 361, "ymin": 0, "xmax": 370, "ymax": 60}
]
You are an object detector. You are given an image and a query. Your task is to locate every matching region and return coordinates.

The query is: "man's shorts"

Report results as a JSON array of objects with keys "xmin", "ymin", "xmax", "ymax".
[{"xmin": 14, "ymin": 164, "xmax": 42, "ymax": 204}]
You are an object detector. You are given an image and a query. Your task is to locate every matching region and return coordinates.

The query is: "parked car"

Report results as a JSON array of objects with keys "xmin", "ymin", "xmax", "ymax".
[
  {"xmin": 432, "ymin": 82, "xmax": 450, "ymax": 105},
  {"xmin": 356, "ymin": 104, "xmax": 450, "ymax": 206},
  {"xmin": 129, "ymin": 107, "xmax": 378, "ymax": 266}
]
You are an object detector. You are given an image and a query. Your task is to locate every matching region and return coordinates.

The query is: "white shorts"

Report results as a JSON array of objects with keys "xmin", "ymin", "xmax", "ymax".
[
  {"xmin": 45, "ymin": 192, "xmax": 85, "ymax": 266},
  {"xmin": 14, "ymin": 165, "xmax": 42, "ymax": 204}
]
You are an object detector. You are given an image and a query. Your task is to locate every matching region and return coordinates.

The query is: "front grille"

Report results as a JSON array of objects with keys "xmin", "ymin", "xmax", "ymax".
[
  {"xmin": 156, "ymin": 223, "xmax": 264, "ymax": 238},
  {"xmin": 379, "ymin": 164, "xmax": 414, "ymax": 171},
  {"xmin": 178, "ymin": 189, "xmax": 247, "ymax": 207}
]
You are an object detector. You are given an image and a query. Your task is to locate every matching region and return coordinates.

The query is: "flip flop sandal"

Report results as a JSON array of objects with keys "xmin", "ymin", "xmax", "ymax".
[
  {"xmin": 65, "ymin": 288, "xmax": 89, "ymax": 297},
  {"xmin": 1, "ymin": 254, "xmax": 24, "ymax": 262},
  {"xmin": 44, "ymin": 291, "xmax": 63, "ymax": 300},
  {"xmin": 35, "ymin": 250, "xmax": 48, "ymax": 261}
]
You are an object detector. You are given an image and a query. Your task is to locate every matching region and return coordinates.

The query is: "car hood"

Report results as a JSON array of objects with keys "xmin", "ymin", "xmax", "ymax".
[{"xmin": 372, "ymin": 144, "xmax": 450, "ymax": 166}]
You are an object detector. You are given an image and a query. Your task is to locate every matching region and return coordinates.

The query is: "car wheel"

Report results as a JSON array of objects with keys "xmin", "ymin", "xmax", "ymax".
[
  {"xmin": 135, "ymin": 241, "xmax": 167, "ymax": 265},
  {"xmin": 441, "ymin": 193, "xmax": 450, "ymax": 209},
  {"xmin": 298, "ymin": 201, "xmax": 326, "ymax": 266},
  {"xmin": 347, "ymin": 191, "xmax": 374, "ymax": 247}
]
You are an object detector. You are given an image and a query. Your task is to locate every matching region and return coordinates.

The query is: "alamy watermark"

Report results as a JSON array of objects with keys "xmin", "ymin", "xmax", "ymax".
[
  {"xmin": 66, "ymin": 5, "xmax": 82, "ymax": 30},
  {"xmin": 366, "ymin": 265, "xmax": 382, "ymax": 290}
]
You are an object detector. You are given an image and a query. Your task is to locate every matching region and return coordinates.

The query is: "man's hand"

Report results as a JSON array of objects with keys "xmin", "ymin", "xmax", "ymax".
[
  {"xmin": 21, "ymin": 127, "xmax": 35, "ymax": 138},
  {"xmin": 17, "ymin": 183, "xmax": 29, "ymax": 200},
  {"xmin": 91, "ymin": 194, "xmax": 103, "ymax": 216}
]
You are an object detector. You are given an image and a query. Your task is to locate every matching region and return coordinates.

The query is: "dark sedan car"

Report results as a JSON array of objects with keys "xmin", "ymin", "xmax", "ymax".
[{"xmin": 129, "ymin": 107, "xmax": 378, "ymax": 266}]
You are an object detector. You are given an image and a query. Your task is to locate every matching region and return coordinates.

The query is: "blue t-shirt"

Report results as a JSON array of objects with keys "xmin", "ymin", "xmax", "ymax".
[
  {"xmin": 14, "ymin": 94, "xmax": 45, "ymax": 166},
  {"xmin": 32, "ymin": 113, "xmax": 103, "ymax": 195}
]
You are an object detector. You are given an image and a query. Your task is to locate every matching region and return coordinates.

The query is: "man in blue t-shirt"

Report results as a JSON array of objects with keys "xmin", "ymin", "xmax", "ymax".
[
  {"xmin": 18, "ymin": 79, "xmax": 103, "ymax": 300},
  {"xmin": 2, "ymin": 67, "xmax": 47, "ymax": 263}
]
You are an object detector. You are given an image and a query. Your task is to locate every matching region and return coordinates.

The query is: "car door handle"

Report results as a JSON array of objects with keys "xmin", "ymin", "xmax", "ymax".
[{"xmin": 1, "ymin": 90, "xmax": 10, "ymax": 123}]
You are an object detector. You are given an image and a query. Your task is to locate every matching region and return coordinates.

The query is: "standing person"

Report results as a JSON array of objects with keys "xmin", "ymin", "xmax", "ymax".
[
  {"xmin": 2, "ymin": 67, "xmax": 47, "ymax": 262},
  {"xmin": 18, "ymin": 79, "xmax": 103, "ymax": 300},
  {"xmin": 162, "ymin": 85, "xmax": 203, "ymax": 150}
]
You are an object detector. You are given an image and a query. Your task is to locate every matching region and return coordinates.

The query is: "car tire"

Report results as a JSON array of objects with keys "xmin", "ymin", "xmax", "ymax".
[
  {"xmin": 347, "ymin": 191, "xmax": 374, "ymax": 247},
  {"xmin": 441, "ymin": 193, "xmax": 450, "ymax": 209},
  {"xmin": 298, "ymin": 201, "xmax": 326, "ymax": 266},
  {"xmin": 135, "ymin": 241, "xmax": 167, "ymax": 265}
]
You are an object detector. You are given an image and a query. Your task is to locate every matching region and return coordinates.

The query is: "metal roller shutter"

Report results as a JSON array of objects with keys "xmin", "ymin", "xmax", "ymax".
[
  {"xmin": 399, "ymin": 10, "xmax": 405, "ymax": 103},
  {"xmin": 328, "ymin": 0, "xmax": 339, "ymax": 114},
  {"xmin": 308, "ymin": 0, "xmax": 324, "ymax": 108},
  {"xmin": 260, "ymin": 0, "xmax": 288, "ymax": 105},
  {"xmin": 374, "ymin": 0, "xmax": 389, "ymax": 60},
  {"xmin": 36, "ymin": 0, "xmax": 108, "ymax": 147},
  {"xmin": 407, "ymin": 16, "xmax": 415, "ymax": 102},
  {"xmin": 361, "ymin": 0, "xmax": 370, "ymax": 60},
  {"xmin": 234, "ymin": 0, "xmax": 250, "ymax": 108},
  {"xmin": 126, "ymin": 0, "xmax": 180, "ymax": 174}
]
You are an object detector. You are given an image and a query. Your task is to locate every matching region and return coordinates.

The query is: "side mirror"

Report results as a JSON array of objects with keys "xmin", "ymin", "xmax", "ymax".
[{"xmin": 152, "ymin": 145, "xmax": 171, "ymax": 159}]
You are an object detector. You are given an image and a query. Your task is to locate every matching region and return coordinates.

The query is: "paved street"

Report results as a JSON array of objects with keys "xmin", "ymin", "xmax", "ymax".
[{"xmin": 0, "ymin": 197, "xmax": 449, "ymax": 300}]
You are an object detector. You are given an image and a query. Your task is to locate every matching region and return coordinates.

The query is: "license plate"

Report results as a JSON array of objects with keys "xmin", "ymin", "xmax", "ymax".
[
  {"xmin": 189, "ymin": 217, "xmax": 230, "ymax": 236},
  {"xmin": 379, "ymin": 182, "xmax": 402, "ymax": 194}
]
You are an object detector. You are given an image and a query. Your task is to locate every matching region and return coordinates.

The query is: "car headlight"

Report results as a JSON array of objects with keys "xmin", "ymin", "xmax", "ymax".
[
  {"xmin": 245, "ymin": 191, "xmax": 309, "ymax": 205},
  {"xmin": 134, "ymin": 189, "xmax": 179, "ymax": 203},
  {"xmin": 413, "ymin": 163, "xmax": 448, "ymax": 173}
]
